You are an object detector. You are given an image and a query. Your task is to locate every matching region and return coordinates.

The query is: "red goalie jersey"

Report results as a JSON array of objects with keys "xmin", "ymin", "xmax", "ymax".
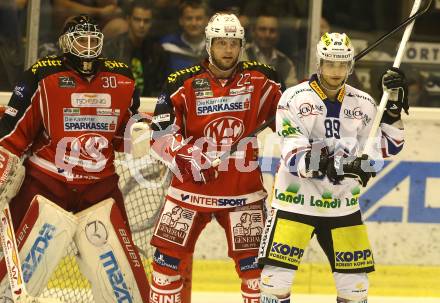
[
  {"xmin": 151, "ymin": 60, "xmax": 282, "ymax": 211},
  {"xmin": 0, "ymin": 56, "xmax": 139, "ymax": 184}
]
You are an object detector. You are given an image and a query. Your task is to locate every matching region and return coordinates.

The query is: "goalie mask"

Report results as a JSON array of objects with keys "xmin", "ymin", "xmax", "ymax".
[
  {"xmin": 58, "ymin": 14, "xmax": 103, "ymax": 75},
  {"xmin": 316, "ymin": 32, "xmax": 354, "ymax": 91},
  {"xmin": 205, "ymin": 13, "xmax": 245, "ymax": 72}
]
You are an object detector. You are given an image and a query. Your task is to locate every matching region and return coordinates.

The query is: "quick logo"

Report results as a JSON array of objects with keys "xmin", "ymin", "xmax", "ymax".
[{"xmin": 100, "ymin": 251, "xmax": 132, "ymax": 302}]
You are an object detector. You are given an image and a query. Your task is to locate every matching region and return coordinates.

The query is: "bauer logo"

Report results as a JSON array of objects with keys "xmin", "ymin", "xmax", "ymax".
[
  {"xmin": 100, "ymin": 251, "xmax": 132, "ymax": 302},
  {"xmin": 71, "ymin": 93, "xmax": 111, "ymax": 107},
  {"xmin": 22, "ymin": 223, "xmax": 56, "ymax": 283},
  {"xmin": 85, "ymin": 220, "xmax": 108, "ymax": 246}
]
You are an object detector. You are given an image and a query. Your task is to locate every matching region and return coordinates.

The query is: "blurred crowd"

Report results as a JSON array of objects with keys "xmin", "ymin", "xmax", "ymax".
[{"xmin": 0, "ymin": 0, "xmax": 438, "ymax": 107}]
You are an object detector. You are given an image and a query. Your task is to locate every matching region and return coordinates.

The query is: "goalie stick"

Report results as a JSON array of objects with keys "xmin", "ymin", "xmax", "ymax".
[
  {"xmin": 0, "ymin": 205, "xmax": 64, "ymax": 303},
  {"xmin": 212, "ymin": 0, "xmax": 432, "ymax": 167}
]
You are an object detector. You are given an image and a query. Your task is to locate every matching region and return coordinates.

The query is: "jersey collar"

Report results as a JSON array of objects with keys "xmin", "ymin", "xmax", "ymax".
[{"xmin": 309, "ymin": 74, "xmax": 345, "ymax": 103}]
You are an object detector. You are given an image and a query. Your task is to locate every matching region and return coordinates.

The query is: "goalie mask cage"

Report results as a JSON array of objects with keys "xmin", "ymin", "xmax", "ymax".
[{"xmin": 0, "ymin": 102, "xmax": 170, "ymax": 302}]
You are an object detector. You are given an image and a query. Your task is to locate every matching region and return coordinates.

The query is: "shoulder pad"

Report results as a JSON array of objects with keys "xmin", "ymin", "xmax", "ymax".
[
  {"xmin": 101, "ymin": 58, "xmax": 133, "ymax": 78},
  {"xmin": 29, "ymin": 56, "xmax": 65, "ymax": 77},
  {"xmin": 346, "ymin": 85, "xmax": 376, "ymax": 106},
  {"xmin": 240, "ymin": 61, "xmax": 278, "ymax": 80},
  {"xmin": 166, "ymin": 64, "xmax": 204, "ymax": 87}
]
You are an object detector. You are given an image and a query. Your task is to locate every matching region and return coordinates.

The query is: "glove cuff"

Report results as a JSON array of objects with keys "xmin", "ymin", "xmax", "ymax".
[{"xmin": 381, "ymin": 110, "xmax": 401, "ymax": 125}]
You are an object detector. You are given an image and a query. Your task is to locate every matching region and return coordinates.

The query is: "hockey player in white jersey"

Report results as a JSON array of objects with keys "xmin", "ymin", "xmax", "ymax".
[{"xmin": 258, "ymin": 32, "xmax": 408, "ymax": 303}]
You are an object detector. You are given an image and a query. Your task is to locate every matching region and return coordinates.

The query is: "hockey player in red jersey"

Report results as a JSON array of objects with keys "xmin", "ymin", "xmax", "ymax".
[
  {"xmin": 149, "ymin": 13, "xmax": 283, "ymax": 303},
  {"xmin": 0, "ymin": 15, "xmax": 149, "ymax": 302}
]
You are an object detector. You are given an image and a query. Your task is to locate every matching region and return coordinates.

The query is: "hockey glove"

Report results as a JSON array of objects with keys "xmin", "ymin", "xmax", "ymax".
[
  {"xmin": 342, "ymin": 154, "xmax": 376, "ymax": 187},
  {"xmin": 304, "ymin": 147, "xmax": 329, "ymax": 178},
  {"xmin": 324, "ymin": 158, "xmax": 345, "ymax": 185},
  {"xmin": 174, "ymin": 144, "xmax": 218, "ymax": 184},
  {"xmin": 381, "ymin": 67, "xmax": 409, "ymax": 124}
]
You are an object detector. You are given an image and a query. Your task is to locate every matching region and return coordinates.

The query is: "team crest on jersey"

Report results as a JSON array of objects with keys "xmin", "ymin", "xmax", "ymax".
[
  {"xmin": 154, "ymin": 201, "xmax": 195, "ymax": 246},
  {"xmin": 204, "ymin": 116, "xmax": 245, "ymax": 146},
  {"xmin": 230, "ymin": 205, "xmax": 264, "ymax": 251},
  {"xmin": 58, "ymin": 76, "xmax": 76, "ymax": 88}
]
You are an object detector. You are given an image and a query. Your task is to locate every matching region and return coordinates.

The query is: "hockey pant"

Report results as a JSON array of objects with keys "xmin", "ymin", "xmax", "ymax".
[{"xmin": 149, "ymin": 198, "xmax": 265, "ymax": 303}]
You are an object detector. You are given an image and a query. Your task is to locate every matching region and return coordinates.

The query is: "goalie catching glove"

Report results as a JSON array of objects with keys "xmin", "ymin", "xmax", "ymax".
[
  {"xmin": 380, "ymin": 67, "xmax": 409, "ymax": 124},
  {"xmin": 174, "ymin": 144, "xmax": 218, "ymax": 184},
  {"xmin": 0, "ymin": 146, "xmax": 25, "ymax": 208}
]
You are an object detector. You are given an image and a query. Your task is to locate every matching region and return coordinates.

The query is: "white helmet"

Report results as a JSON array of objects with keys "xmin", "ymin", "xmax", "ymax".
[
  {"xmin": 316, "ymin": 32, "xmax": 354, "ymax": 91},
  {"xmin": 316, "ymin": 32, "xmax": 354, "ymax": 63},
  {"xmin": 205, "ymin": 13, "xmax": 245, "ymax": 69}
]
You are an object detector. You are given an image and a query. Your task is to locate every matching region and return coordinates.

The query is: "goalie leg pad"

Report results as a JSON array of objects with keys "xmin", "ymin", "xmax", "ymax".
[
  {"xmin": 0, "ymin": 195, "xmax": 77, "ymax": 299},
  {"xmin": 74, "ymin": 198, "xmax": 149, "ymax": 303}
]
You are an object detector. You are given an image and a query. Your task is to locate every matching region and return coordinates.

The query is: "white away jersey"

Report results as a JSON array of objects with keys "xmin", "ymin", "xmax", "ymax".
[{"xmin": 271, "ymin": 75, "xmax": 404, "ymax": 217}]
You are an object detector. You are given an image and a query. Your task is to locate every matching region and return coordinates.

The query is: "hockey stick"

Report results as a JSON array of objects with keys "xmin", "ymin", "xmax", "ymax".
[
  {"xmin": 0, "ymin": 205, "xmax": 63, "ymax": 303},
  {"xmin": 212, "ymin": 0, "xmax": 432, "ymax": 166},
  {"xmin": 362, "ymin": 0, "xmax": 424, "ymax": 155}
]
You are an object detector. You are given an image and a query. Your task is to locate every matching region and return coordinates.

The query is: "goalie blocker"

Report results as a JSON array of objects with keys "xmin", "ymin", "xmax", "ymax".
[{"xmin": 0, "ymin": 195, "xmax": 150, "ymax": 302}]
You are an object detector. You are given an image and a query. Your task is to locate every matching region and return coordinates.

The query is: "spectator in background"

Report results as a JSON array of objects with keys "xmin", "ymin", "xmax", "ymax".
[
  {"xmin": 243, "ymin": 13, "xmax": 298, "ymax": 88},
  {"xmin": 104, "ymin": 0, "xmax": 168, "ymax": 97},
  {"xmin": 0, "ymin": 0, "xmax": 25, "ymax": 91},
  {"xmin": 149, "ymin": 0, "xmax": 180, "ymax": 40},
  {"xmin": 407, "ymin": 71, "xmax": 429, "ymax": 107},
  {"xmin": 53, "ymin": 0, "xmax": 128, "ymax": 40},
  {"xmin": 161, "ymin": 0, "xmax": 209, "ymax": 72}
]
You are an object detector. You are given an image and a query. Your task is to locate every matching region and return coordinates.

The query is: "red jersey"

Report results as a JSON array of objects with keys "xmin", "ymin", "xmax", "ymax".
[
  {"xmin": 0, "ymin": 56, "xmax": 139, "ymax": 184},
  {"xmin": 151, "ymin": 60, "xmax": 282, "ymax": 211}
]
